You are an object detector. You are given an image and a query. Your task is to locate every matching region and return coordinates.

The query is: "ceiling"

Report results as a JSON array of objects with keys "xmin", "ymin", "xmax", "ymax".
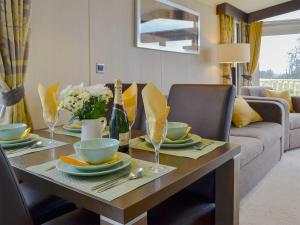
[{"xmin": 197, "ymin": 0, "xmax": 291, "ymax": 13}]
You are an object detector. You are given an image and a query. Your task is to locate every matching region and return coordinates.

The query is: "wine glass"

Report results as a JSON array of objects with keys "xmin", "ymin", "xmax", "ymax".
[
  {"xmin": 43, "ymin": 110, "xmax": 59, "ymax": 145},
  {"xmin": 146, "ymin": 120, "xmax": 168, "ymax": 173},
  {"xmin": 128, "ymin": 109, "xmax": 137, "ymax": 140}
]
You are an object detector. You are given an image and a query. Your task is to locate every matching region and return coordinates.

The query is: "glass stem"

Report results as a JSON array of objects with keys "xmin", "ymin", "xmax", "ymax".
[
  {"xmin": 129, "ymin": 126, "xmax": 132, "ymax": 140},
  {"xmin": 154, "ymin": 146, "xmax": 160, "ymax": 172},
  {"xmin": 50, "ymin": 128, "xmax": 54, "ymax": 142}
]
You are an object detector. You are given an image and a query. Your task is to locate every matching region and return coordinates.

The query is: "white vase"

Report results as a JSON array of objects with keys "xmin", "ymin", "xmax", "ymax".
[{"xmin": 81, "ymin": 118, "xmax": 107, "ymax": 141}]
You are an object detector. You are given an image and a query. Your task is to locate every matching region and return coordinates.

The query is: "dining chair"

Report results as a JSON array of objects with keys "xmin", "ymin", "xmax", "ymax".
[
  {"xmin": 106, "ymin": 83, "xmax": 147, "ymax": 131},
  {"xmin": 167, "ymin": 84, "xmax": 236, "ymax": 141},
  {"xmin": 0, "ymin": 148, "xmax": 99, "ymax": 225},
  {"xmin": 148, "ymin": 84, "xmax": 236, "ymax": 225}
]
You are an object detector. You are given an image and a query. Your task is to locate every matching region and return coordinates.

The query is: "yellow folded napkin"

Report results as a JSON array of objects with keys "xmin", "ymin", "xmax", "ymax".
[
  {"xmin": 142, "ymin": 83, "xmax": 170, "ymax": 145},
  {"xmin": 38, "ymin": 82, "xmax": 60, "ymax": 122},
  {"xmin": 60, "ymin": 154, "xmax": 121, "ymax": 167},
  {"xmin": 123, "ymin": 82, "xmax": 138, "ymax": 122}
]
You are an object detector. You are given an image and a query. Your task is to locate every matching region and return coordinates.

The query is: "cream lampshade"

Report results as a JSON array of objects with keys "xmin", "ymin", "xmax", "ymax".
[
  {"xmin": 216, "ymin": 43, "xmax": 250, "ymax": 63},
  {"xmin": 216, "ymin": 43, "xmax": 250, "ymax": 87}
]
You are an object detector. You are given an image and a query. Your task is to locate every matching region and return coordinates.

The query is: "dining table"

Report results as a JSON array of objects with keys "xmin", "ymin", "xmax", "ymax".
[{"xmin": 9, "ymin": 128, "xmax": 241, "ymax": 225}]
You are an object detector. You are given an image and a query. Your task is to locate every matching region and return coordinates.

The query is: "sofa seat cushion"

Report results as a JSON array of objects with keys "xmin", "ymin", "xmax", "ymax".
[
  {"xmin": 289, "ymin": 113, "xmax": 300, "ymax": 130},
  {"xmin": 230, "ymin": 136, "xmax": 264, "ymax": 167},
  {"xmin": 230, "ymin": 122, "xmax": 282, "ymax": 148}
]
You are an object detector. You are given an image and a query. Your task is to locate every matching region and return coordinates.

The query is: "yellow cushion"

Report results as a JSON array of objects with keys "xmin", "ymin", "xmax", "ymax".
[
  {"xmin": 232, "ymin": 96, "xmax": 263, "ymax": 128},
  {"xmin": 265, "ymin": 89, "xmax": 294, "ymax": 112}
]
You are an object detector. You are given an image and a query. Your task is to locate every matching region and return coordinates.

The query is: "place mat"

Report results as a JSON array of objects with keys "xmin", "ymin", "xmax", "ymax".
[
  {"xmin": 130, "ymin": 136, "xmax": 226, "ymax": 159},
  {"xmin": 26, "ymin": 158, "xmax": 176, "ymax": 201},
  {"xmin": 53, "ymin": 127, "xmax": 109, "ymax": 138},
  {"xmin": 5, "ymin": 136, "xmax": 68, "ymax": 159}
]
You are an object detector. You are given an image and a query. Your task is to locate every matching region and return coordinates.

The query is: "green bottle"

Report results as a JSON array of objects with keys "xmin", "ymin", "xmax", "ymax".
[{"xmin": 109, "ymin": 79, "xmax": 130, "ymax": 150}]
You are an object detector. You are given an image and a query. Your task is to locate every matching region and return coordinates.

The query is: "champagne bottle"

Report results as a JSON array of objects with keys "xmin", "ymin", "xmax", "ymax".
[{"xmin": 109, "ymin": 79, "xmax": 130, "ymax": 150}]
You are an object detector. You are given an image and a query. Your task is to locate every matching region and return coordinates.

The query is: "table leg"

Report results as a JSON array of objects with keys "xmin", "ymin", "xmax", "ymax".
[
  {"xmin": 215, "ymin": 154, "xmax": 240, "ymax": 225},
  {"xmin": 100, "ymin": 212, "xmax": 147, "ymax": 225}
]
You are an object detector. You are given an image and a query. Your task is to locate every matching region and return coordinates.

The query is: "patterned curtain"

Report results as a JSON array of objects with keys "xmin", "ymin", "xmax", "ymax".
[
  {"xmin": 0, "ymin": 0, "xmax": 32, "ymax": 127},
  {"xmin": 219, "ymin": 14, "xmax": 234, "ymax": 84},
  {"xmin": 249, "ymin": 21, "xmax": 263, "ymax": 76},
  {"xmin": 239, "ymin": 21, "xmax": 263, "ymax": 87}
]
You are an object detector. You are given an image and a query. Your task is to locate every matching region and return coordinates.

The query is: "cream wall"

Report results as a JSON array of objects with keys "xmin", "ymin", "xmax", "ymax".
[
  {"xmin": 90, "ymin": 0, "xmax": 220, "ymax": 93},
  {"xmin": 26, "ymin": 0, "xmax": 220, "ymax": 129}
]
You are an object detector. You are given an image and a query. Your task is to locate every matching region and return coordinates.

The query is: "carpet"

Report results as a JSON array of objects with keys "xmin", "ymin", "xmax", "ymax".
[{"xmin": 240, "ymin": 149, "xmax": 300, "ymax": 225}]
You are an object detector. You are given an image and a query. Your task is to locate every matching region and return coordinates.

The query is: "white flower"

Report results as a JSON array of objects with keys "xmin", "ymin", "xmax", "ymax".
[
  {"xmin": 85, "ymin": 84, "xmax": 112, "ymax": 97},
  {"xmin": 59, "ymin": 83, "xmax": 113, "ymax": 118}
]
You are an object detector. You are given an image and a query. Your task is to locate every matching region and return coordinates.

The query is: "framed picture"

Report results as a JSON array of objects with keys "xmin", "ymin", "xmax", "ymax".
[{"xmin": 135, "ymin": 0, "xmax": 200, "ymax": 54}]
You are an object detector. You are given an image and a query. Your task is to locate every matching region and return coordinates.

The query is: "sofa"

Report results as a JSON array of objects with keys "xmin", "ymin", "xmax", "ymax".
[
  {"xmin": 241, "ymin": 86, "xmax": 300, "ymax": 150},
  {"xmin": 230, "ymin": 98, "xmax": 285, "ymax": 198}
]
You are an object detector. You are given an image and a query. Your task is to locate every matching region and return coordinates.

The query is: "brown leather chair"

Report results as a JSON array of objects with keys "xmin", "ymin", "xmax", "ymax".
[
  {"xmin": 148, "ymin": 84, "xmax": 236, "ymax": 225},
  {"xmin": 0, "ymin": 148, "xmax": 99, "ymax": 225},
  {"xmin": 106, "ymin": 83, "xmax": 146, "ymax": 131}
]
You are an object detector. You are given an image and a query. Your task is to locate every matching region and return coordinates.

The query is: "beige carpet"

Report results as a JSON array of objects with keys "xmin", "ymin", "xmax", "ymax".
[{"xmin": 240, "ymin": 149, "xmax": 300, "ymax": 225}]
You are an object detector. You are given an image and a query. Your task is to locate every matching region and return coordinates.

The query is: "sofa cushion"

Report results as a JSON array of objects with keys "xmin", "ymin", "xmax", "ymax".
[
  {"xmin": 289, "ymin": 113, "xmax": 300, "ymax": 130},
  {"xmin": 230, "ymin": 136, "xmax": 264, "ymax": 167},
  {"xmin": 245, "ymin": 86, "xmax": 272, "ymax": 97},
  {"xmin": 230, "ymin": 122, "xmax": 282, "ymax": 148}
]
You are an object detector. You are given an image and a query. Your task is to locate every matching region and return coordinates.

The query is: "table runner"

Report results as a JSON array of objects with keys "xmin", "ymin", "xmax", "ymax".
[
  {"xmin": 130, "ymin": 136, "xmax": 225, "ymax": 159},
  {"xmin": 26, "ymin": 158, "xmax": 176, "ymax": 201},
  {"xmin": 5, "ymin": 136, "xmax": 68, "ymax": 159},
  {"xmin": 53, "ymin": 127, "xmax": 109, "ymax": 138}
]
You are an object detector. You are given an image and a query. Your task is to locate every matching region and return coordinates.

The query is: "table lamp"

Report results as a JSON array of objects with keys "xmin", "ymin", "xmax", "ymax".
[{"xmin": 217, "ymin": 43, "xmax": 250, "ymax": 86}]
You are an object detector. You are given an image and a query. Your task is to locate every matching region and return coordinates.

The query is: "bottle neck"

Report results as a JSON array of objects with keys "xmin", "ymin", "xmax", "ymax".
[{"xmin": 114, "ymin": 85, "xmax": 123, "ymax": 105}]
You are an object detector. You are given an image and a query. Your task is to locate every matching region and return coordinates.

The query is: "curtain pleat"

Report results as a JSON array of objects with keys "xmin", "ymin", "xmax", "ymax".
[
  {"xmin": 0, "ymin": 0, "xmax": 32, "ymax": 127},
  {"xmin": 219, "ymin": 14, "xmax": 234, "ymax": 84},
  {"xmin": 249, "ymin": 21, "xmax": 263, "ymax": 76}
]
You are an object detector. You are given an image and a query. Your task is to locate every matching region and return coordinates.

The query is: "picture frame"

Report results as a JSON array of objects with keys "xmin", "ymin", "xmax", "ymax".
[{"xmin": 135, "ymin": 0, "xmax": 200, "ymax": 54}]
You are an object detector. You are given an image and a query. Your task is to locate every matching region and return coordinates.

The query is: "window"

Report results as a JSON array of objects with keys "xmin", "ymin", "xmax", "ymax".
[{"xmin": 258, "ymin": 12, "xmax": 300, "ymax": 95}]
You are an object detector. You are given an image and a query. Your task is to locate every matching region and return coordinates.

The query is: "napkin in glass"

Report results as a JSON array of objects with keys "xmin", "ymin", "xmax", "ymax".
[
  {"xmin": 123, "ymin": 82, "xmax": 138, "ymax": 122},
  {"xmin": 38, "ymin": 82, "xmax": 60, "ymax": 122},
  {"xmin": 142, "ymin": 83, "xmax": 170, "ymax": 145}
]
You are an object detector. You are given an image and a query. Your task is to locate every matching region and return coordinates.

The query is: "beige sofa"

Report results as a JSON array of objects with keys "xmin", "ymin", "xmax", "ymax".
[
  {"xmin": 241, "ymin": 86, "xmax": 300, "ymax": 150},
  {"xmin": 230, "ymin": 99, "xmax": 285, "ymax": 198}
]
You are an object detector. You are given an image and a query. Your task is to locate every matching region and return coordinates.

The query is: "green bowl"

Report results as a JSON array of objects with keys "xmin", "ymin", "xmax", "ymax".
[
  {"xmin": 167, "ymin": 122, "xmax": 188, "ymax": 140},
  {"xmin": 0, "ymin": 123, "xmax": 27, "ymax": 140},
  {"xmin": 73, "ymin": 138, "xmax": 119, "ymax": 164}
]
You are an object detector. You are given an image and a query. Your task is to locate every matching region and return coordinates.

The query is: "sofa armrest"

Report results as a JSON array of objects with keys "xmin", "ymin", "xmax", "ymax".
[
  {"xmin": 242, "ymin": 96, "xmax": 290, "ymax": 115},
  {"xmin": 246, "ymin": 99, "xmax": 289, "ymax": 154},
  {"xmin": 292, "ymin": 96, "xmax": 300, "ymax": 113},
  {"xmin": 247, "ymin": 100, "xmax": 283, "ymax": 124}
]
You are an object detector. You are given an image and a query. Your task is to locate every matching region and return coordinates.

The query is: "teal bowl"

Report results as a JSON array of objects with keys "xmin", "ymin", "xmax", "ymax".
[
  {"xmin": 167, "ymin": 122, "xmax": 188, "ymax": 140},
  {"xmin": 0, "ymin": 123, "xmax": 27, "ymax": 140},
  {"xmin": 73, "ymin": 138, "xmax": 119, "ymax": 164}
]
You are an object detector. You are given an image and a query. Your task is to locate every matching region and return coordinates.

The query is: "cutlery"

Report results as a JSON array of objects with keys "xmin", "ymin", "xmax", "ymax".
[
  {"xmin": 90, "ymin": 173, "xmax": 129, "ymax": 191},
  {"xmin": 96, "ymin": 167, "xmax": 144, "ymax": 193},
  {"xmin": 193, "ymin": 141, "xmax": 213, "ymax": 150},
  {"xmin": 25, "ymin": 140, "xmax": 44, "ymax": 149},
  {"xmin": 46, "ymin": 166, "xmax": 56, "ymax": 171}
]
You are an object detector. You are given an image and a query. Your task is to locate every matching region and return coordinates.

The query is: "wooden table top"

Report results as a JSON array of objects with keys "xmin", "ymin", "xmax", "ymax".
[{"xmin": 10, "ymin": 129, "xmax": 241, "ymax": 224}]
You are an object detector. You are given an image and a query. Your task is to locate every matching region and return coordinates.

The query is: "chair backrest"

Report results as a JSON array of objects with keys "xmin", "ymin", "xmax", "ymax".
[
  {"xmin": 106, "ymin": 83, "xmax": 146, "ymax": 131},
  {"xmin": 0, "ymin": 148, "xmax": 33, "ymax": 225},
  {"xmin": 240, "ymin": 86, "xmax": 272, "ymax": 97},
  {"xmin": 167, "ymin": 84, "xmax": 236, "ymax": 141}
]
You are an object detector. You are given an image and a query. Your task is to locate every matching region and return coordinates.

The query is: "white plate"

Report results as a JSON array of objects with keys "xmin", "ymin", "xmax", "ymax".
[
  {"xmin": 2, "ymin": 134, "xmax": 40, "ymax": 149},
  {"xmin": 56, "ymin": 153, "xmax": 132, "ymax": 176},
  {"xmin": 145, "ymin": 134, "xmax": 201, "ymax": 149},
  {"xmin": 63, "ymin": 125, "xmax": 81, "ymax": 133},
  {"xmin": 72, "ymin": 153, "xmax": 124, "ymax": 172}
]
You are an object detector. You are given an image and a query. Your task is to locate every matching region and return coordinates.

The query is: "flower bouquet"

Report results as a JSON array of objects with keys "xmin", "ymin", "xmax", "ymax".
[{"xmin": 59, "ymin": 83, "xmax": 113, "ymax": 140}]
